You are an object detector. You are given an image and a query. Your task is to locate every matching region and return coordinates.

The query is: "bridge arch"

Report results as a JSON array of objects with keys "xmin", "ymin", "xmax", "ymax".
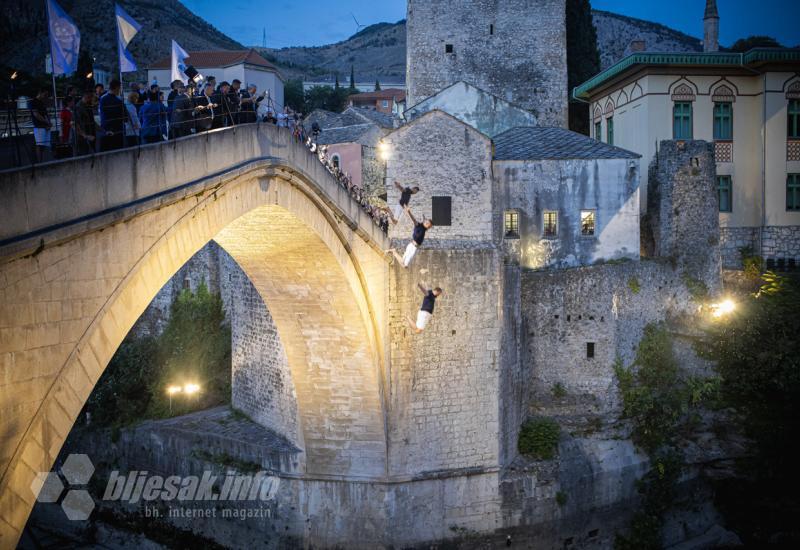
[{"xmin": 0, "ymin": 127, "xmax": 390, "ymax": 544}]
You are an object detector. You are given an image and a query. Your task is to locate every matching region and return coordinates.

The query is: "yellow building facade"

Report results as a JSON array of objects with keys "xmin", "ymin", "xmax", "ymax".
[{"xmin": 574, "ymin": 49, "xmax": 800, "ymax": 267}]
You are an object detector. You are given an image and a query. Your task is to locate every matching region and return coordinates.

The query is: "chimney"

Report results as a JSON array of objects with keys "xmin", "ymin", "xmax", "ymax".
[{"xmin": 703, "ymin": 0, "xmax": 720, "ymax": 52}]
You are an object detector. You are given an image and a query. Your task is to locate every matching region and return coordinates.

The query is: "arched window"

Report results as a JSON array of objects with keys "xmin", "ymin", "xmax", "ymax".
[{"xmin": 332, "ymin": 154, "xmax": 341, "ymax": 170}]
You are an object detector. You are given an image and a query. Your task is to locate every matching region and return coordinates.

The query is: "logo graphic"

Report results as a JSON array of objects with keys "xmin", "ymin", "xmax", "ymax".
[
  {"xmin": 30, "ymin": 453, "xmax": 95, "ymax": 521},
  {"xmin": 31, "ymin": 453, "xmax": 281, "ymax": 521}
]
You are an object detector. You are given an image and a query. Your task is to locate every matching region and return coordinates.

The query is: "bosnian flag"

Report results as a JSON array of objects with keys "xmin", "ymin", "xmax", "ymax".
[
  {"xmin": 171, "ymin": 40, "xmax": 190, "ymax": 83},
  {"xmin": 115, "ymin": 3, "xmax": 142, "ymax": 73},
  {"xmin": 46, "ymin": 0, "xmax": 80, "ymax": 75}
]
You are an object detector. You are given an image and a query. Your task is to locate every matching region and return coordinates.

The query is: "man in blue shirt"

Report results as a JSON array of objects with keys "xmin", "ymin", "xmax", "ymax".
[
  {"xmin": 385, "ymin": 207, "xmax": 433, "ymax": 268},
  {"xmin": 406, "ymin": 283, "xmax": 443, "ymax": 334},
  {"xmin": 139, "ymin": 92, "xmax": 167, "ymax": 143}
]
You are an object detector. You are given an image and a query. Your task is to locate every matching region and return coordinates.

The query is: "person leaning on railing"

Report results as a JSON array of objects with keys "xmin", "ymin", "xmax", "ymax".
[
  {"xmin": 74, "ymin": 89, "xmax": 99, "ymax": 156},
  {"xmin": 170, "ymin": 81, "xmax": 194, "ymax": 139}
]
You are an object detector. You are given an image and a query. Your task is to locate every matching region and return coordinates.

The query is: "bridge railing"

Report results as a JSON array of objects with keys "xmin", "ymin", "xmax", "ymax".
[{"xmin": 0, "ymin": 123, "xmax": 388, "ymax": 257}]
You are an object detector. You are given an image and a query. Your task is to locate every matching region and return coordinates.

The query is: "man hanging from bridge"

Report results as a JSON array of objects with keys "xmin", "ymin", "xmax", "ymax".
[
  {"xmin": 407, "ymin": 283, "xmax": 443, "ymax": 334},
  {"xmin": 383, "ymin": 181, "xmax": 420, "ymax": 226},
  {"xmin": 385, "ymin": 207, "xmax": 433, "ymax": 268}
]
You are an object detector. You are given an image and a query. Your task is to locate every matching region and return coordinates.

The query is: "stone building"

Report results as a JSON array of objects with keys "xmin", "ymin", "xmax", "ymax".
[
  {"xmin": 383, "ymin": 112, "xmax": 642, "ymax": 270},
  {"xmin": 574, "ymin": 0, "xmax": 800, "ymax": 267},
  {"xmin": 405, "ymin": 0, "xmax": 568, "ymax": 127}
]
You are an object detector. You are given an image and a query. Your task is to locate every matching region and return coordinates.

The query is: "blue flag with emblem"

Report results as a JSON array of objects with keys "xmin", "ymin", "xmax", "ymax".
[
  {"xmin": 46, "ymin": 0, "xmax": 80, "ymax": 75},
  {"xmin": 115, "ymin": 3, "xmax": 142, "ymax": 73}
]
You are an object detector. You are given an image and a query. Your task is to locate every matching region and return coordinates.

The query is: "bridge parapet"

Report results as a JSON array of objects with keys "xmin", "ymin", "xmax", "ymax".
[{"xmin": 0, "ymin": 124, "xmax": 387, "ymax": 259}]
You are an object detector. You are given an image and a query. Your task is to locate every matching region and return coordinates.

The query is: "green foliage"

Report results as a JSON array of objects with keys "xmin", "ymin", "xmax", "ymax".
[
  {"xmin": 614, "ymin": 450, "xmax": 683, "ymax": 550},
  {"xmin": 518, "ymin": 417, "xmax": 561, "ymax": 460},
  {"xmin": 696, "ymin": 272, "xmax": 800, "ymax": 483},
  {"xmin": 628, "ymin": 277, "xmax": 641, "ymax": 294},
  {"xmin": 86, "ymin": 282, "xmax": 231, "ymax": 428},
  {"xmin": 304, "ymin": 85, "xmax": 351, "ymax": 113},
  {"xmin": 566, "ymin": 0, "xmax": 600, "ymax": 135},
  {"xmin": 374, "ymin": 80, "xmax": 381, "ymax": 91},
  {"xmin": 86, "ymin": 337, "xmax": 159, "ymax": 427},
  {"xmin": 556, "ymin": 491, "xmax": 568, "ymax": 507},
  {"xmin": 147, "ymin": 282, "xmax": 231, "ymax": 418},
  {"xmin": 731, "ymin": 35, "xmax": 783, "ymax": 52},
  {"xmin": 349, "ymin": 65, "xmax": 356, "ymax": 91},
  {"xmin": 191, "ymin": 450, "xmax": 261, "ymax": 473},
  {"xmin": 551, "ymin": 382, "xmax": 567, "ymax": 399},
  {"xmin": 739, "ymin": 246, "xmax": 763, "ymax": 281},
  {"xmin": 284, "ymin": 78, "xmax": 306, "ymax": 112},
  {"xmin": 682, "ymin": 273, "xmax": 708, "ymax": 301}
]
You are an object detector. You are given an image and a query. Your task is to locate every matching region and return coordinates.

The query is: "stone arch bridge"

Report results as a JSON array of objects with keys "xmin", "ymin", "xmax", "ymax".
[{"xmin": 0, "ymin": 125, "xmax": 391, "ymax": 545}]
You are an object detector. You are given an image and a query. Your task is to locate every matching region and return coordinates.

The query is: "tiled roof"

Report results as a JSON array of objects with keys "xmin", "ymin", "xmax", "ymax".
[
  {"xmin": 344, "ymin": 107, "xmax": 398, "ymax": 128},
  {"xmin": 349, "ymin": 89, "xmax": 406, "ymax": 102},
  {"xmin": 315, "ymin": 123, "xmax": 377, "ymax": 145},
  {"xmin": 493, "ymin": 127, "xmax": 640, "ymax": 161},
  {"xmin": 148, "ymin": 49, "xmax": 279, "ymax": 72}
]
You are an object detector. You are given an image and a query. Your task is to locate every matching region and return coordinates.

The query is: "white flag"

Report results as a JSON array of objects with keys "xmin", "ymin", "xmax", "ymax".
[{"xmin": 171, "ymin": 40, "xmax": 190, "ymax": 83}]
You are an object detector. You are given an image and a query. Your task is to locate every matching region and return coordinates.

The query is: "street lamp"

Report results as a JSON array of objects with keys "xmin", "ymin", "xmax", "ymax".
[
  {"xmin": 709, "ymin": 298, "xmax": 736, "ymax": 319},
  {"xmin": 167, "ymin": 385, "xmax": 182, "ymax": 412}
]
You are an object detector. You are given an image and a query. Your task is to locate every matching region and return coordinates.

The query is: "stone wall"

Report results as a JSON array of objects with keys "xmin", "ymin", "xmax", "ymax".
[
  {"xmin": 646, "ymin": 140, "xmax": 721, "ymax": 291},
  {"xmin": 761, "ymin": 225, "xmax": 800, "ymax": 262},
  {"xmin": 225, "ymin": 253, "xmax": 300, "ymax": 447},
  {"xmin": 521, "ymin": 260, "xmax": 699, "ymax": 415},
  {"xmin": 385, "ymin": 110, "xmax": 495, "ymax": 242},
  {"xmin": 388, "ymin": 247, "xmax": 503, "ymax": 475},
  {"xmin": 406, "ymin": 0, "xmax": 568, "ymax": 127},
  {"xmin": 719, "ymin": 226, "xmax": 758, "ymax": 269}
]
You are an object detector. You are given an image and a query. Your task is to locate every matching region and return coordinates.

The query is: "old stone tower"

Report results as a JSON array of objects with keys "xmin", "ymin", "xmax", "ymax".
[{"xmin": 405, "ymin": 0, "xmax": 569, "ymax": 127}]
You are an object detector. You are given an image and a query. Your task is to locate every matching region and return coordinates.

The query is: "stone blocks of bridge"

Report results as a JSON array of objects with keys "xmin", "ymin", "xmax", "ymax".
[{"xmin": 0, "ymin": 167, "xmax": 389, "ymax": 545}]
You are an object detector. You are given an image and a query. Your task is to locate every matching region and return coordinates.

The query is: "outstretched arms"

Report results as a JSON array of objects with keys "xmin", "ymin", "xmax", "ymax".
[
  {"xmin": 406, "ymin": 208, "xmax": 418, "ymax": 225},
  {"xmin": 417, "ymin": 283, "xmax": 429, "ymax": 294}
]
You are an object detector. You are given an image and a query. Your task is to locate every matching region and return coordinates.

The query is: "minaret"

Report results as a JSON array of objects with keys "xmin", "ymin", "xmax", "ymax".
[{"xmin": 703, "ymin": 0, "xmax": 720, "ymax": 52}]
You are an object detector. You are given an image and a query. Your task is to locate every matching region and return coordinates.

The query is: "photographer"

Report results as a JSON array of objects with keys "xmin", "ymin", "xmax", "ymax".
[
  {"xmin": 239, "ymin": 84, "xmax": 265, "ymax": 124},
  {"xmin": 193, "ymin": 83, "xmax": 217, "ymax": 132}
]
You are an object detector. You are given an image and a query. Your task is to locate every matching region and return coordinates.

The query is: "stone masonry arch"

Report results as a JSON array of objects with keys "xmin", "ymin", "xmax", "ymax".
[{"xmin": 0, "ymin": 126, "xmax": 389, "ymax": 546}]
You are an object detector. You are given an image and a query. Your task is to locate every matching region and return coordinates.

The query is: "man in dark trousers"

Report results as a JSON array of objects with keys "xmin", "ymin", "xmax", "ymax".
[
  {"xmin": 384, "ymin": 181, "xmax": 420, "ymax": 225},
  {"xmin": 229, "ymin": 80, "xmax": 243, "ymax": 124},
  {"xmin": 239, "ymin": 84, "xmax": 265, "ymax": 124},
  {"xmin": 193, "ymin": 83, "xmax": 217, "ymax": 132},
  {"xmin": 74, "ymin": 89, "xmax": 98, "ymax": 155},
  {"xmin": 170, "ymin": 81, "xmax": 194, "ymax": 138},
  {"xmin": 385, "ymin": 208, "xmax": 433, "ymax": 268},
  {"xmin": 213, "ymin": 81, "xmax": 234, "ymax": 128},
  {"xmin": 406, "ymin": 283, "xmax": 443, "ymax": 334},
  {"xmin": 99, "ymin": 79, "xmax": 127, "ymax": 152}
]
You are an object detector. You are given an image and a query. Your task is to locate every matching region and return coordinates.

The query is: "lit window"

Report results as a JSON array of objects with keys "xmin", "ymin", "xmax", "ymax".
[
  {"xmin": 580, "ymin": 210, "xmax": 596, "ymax": 236},
  {"xmin": 673, "ymin": 102, "xmax": 693, "ymax": 140},
  {"xmin": 543, "ymin": 210, "xmax": 558, "ymax": 238},
  {"xmin": 717, "ymin": 175, "xmax": 732, "ymax": 212},
  {"xmin": 606, "ymin": 117, "xmax": 614, "ymax": 145},
  {"xmin": 382, "ymin": 100, "xmax": 389, "ymax": 108},
  {"xmin": 713, "ymin": 102, "xmax": 733, "ymax": 140},
  {"xmin": 788, "ymin": 174, "xmax": 800, "ymax": 211},
  {"xmin": 504, "ymin": 210, "xmax": 519, "ymax": 238},
  {"xmin": 445, "ymin": 44, "xmax": 454, "ymax": 54},
  {"xmin": 789, "ymin": 100, "xmax": 800, "ymax": 139}
]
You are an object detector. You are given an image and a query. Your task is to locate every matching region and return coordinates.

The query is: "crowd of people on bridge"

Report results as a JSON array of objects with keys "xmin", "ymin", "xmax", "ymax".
[{"xmin": 24, "ymin": 78, "xmax": 391, "ymax": 234}]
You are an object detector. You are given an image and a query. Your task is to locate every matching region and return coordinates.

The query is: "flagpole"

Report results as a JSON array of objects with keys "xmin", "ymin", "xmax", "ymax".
[{"xmin": 45, "ymin": 0, "xmax": 60, "ymax": 148}]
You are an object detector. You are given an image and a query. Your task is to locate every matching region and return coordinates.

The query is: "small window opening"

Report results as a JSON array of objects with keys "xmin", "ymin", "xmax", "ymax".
[
  {"xmin": 445, "ymin": 44, "xmax": 454, "ymax": 54},
  {"xmin": 489, "ymin": 24, "xmax": 494, "ymax": 35},
  {"xmin": 432, "ymin": 196, "xmax": 452, "ymax": 226},
  {"xmin": 504, "ymin": 210, "xmax": 519, "ymax": 238},
  {"xmin": 543, "ymin": 210, "xmax": 558, "ymax": 238},
  {"xmin": 581, "ymin": 210, "xmax": 596, "ymax": 236},
  {"xmin": 587, "ymin": 342, "xmax": 595, "ymax": 359},
  {"xmin": 182, "ymin": 279, "xmax": 190, "ymax": 290}
]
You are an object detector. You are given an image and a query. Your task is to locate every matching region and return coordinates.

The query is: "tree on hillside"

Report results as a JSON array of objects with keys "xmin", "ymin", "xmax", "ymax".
[
  {"xmin": 335, "ymin": 73, "xmax": 340, "ymax": 90},
  {"xmin": 374, "ymin": 80, "xmax": 381, "ymax": 91},
  {"xmin": 305, "ymin": 85, "xmax": 349, "ymax": 113},
  {"xmin": 566, "ymin": 0, "xmax": 600, "ymax": 135},
  {"xmin": 730, "ymin": 35, "xmax": 782, "ymax": 52},
  {"xmin": 284, "ymin": 79, "xmax": 306, "ymax": 113},
  {"xmin": 349, "ymin": 65, "xmax": 356, "ymax": 91}
]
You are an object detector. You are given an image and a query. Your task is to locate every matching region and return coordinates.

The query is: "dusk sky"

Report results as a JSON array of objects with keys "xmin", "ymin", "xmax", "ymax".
[{"xmin": 181, "ymin": 0, "xmax": 800, "ymax": 50}]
